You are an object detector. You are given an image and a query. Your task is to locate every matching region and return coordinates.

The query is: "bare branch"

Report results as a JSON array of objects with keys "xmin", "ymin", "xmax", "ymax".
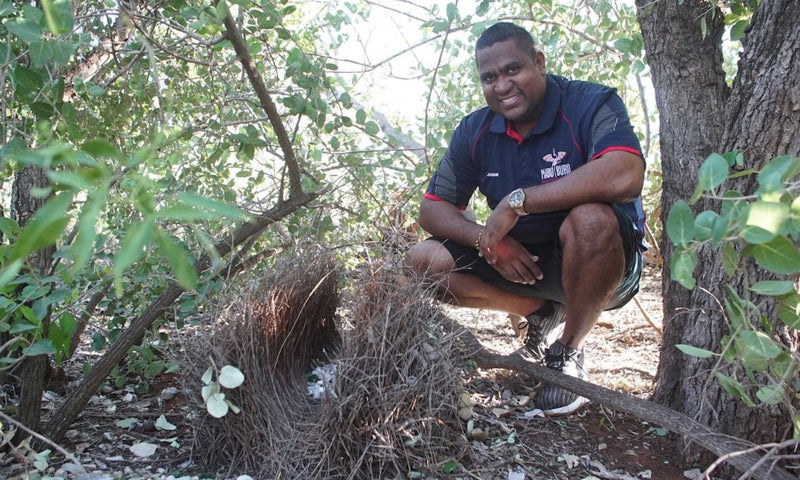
[{"xmin": 222, "ymin": 12, "xmax": 303, "ymax": 198}]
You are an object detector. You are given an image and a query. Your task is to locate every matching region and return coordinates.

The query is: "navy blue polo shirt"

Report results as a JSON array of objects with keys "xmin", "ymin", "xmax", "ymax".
[{"xmin": 425, "ymin": 74, "xmax": 647, "ymax": 249}]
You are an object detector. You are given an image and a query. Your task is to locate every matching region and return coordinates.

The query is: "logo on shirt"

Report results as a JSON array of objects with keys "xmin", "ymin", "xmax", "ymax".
[
  {"xmin": 540, "ymin": 148, "xmax": 572, "ymax": 180},
  {"xmin": 486, "ymin": 172, "xmax": 499, "ymax": 177}
]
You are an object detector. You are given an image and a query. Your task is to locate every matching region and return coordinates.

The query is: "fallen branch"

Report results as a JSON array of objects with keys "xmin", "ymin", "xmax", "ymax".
[
  {"xmin": 459, "ymin": 328, "xmax": 794, "ymax": 480},
  {"xmin": 0, "ymin": 410, "xmax": 85, "ymax": 474}
]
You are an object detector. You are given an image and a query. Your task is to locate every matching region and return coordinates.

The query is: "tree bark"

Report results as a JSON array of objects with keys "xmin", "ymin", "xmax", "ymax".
[
  {"xmin": 637, "ymin": 0, "xmax": 800, "ymax": 464},
  {"xmin": 11, "ymin": 166, "xmax": 54, "ymax": 435}
]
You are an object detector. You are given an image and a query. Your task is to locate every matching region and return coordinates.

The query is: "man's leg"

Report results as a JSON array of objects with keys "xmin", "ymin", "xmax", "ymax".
[
  {"xmin": 534, "ymin": 202, "xmax": 629, "ymax": 415},
  {"xmin": 405, "ymin": 239, "xmax": 546, "ymax": 317},
  {"xmin": 557, "ymin": 202, "xmax": 626, "ymax": 349}
]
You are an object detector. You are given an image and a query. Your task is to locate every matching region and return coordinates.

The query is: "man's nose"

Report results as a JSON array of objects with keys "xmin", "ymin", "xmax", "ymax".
[{"xmin": 494, "ymin": 75, "xmax": 512, "ymax": 93}]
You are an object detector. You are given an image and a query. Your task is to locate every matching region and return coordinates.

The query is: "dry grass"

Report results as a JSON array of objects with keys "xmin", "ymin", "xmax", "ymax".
[{"xmin": 183, "ymin": 250, "xmax": 470, "ymax": 479}]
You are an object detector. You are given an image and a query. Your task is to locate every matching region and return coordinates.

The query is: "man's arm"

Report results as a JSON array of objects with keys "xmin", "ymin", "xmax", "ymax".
[
  {"xmin": 522, "ymin": 151, "xmax": 644, "ymax": 214},
  {"xmin": 418, "ymin": 197, "xmax": 484, "ymax": 248},
  {"xmin": 480, "ymin": 150, "xmax": 644, "ymax": 267}
]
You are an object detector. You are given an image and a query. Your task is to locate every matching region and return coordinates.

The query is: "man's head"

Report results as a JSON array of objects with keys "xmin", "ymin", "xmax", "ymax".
[
  {"xmin": 475, "ymin": 22, "xmax": 547, "ymax": 137},
  {"xmin": 475, "ymin": 22, "xmax": 537, "ymax": 61}
]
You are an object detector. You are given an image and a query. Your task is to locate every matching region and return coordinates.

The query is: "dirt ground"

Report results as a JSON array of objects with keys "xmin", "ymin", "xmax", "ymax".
[
  {"xmin": 3, "ymin": 262, "xmax": 698, "ymax": 480},
  {"xmin": 454, "ymin": 261, "xmax": 690, "ymax": 479}
]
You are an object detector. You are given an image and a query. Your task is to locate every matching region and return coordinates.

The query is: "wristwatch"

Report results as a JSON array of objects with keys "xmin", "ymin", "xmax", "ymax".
[{"xmin": 507, "ymin": 188, "xmax": 529, "ymax": 216}]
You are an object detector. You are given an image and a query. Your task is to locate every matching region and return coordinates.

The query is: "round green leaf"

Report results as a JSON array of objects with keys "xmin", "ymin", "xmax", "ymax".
[
  {"xmin": 219, "ymin": 365, "xmax": 244, "ymax": 389},
  {"xmin": 752, "ymin": 236, "xmax": 800, "ymax": 274},
  {"xmin": 697, "ymin": 153, "xmax": 729, "ymax": 191},
  {"xmin": 207, "ymin": 393, "xmax": 229, "ymax": 418},
  {"xmin": 26, "ymin": 339, "xmax": 57, "ymax": 356},
  {"xmin": 739, "ymin": 330, "xmax": 783, "ymax": 360},
  {"xmin": 693, "ymin": 211, "xmax": 718, "ymax": 242}
]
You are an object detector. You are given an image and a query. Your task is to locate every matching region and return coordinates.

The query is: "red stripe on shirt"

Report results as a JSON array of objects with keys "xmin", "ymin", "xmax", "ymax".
[
  {"xmin": 424, "ymin": 192, "xmax": 467, "ymax": 210},
  {"xmin": 590, "ymin": 145, "xmax": 642, "ymax": 161}
]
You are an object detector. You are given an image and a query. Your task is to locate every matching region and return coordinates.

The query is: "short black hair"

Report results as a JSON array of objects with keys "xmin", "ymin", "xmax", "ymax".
[{"xmin": 475, "ymin": 22, "xmax": 536, "ymax": 59}]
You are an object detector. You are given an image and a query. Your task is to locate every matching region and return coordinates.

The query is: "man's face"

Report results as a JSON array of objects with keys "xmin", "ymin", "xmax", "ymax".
[{"xmin": 476, "ymin": 39, "xmax": 546, "ymax": 136}]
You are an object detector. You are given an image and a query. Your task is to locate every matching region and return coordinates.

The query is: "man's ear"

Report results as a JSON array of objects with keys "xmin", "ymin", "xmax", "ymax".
[{"xmin": 536, "ymin": 51, "xmax": 546, "ymax": 74}]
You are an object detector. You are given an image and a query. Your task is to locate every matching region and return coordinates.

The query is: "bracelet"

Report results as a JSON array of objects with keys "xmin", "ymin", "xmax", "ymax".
[{"xmin": 474, "ymin": 228, "xmax": 483, "ymax": 250}]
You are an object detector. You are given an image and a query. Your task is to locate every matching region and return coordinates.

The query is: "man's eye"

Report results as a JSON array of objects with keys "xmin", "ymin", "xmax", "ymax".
[{"xmin": 507, "ymin": 65, "xmax": 520, "ymax": 74}]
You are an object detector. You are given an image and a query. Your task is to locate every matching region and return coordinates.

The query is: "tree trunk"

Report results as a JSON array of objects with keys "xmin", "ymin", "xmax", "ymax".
[
  {"xmin": 637, "ymin": 0, "xmax": 800, "ymax": 464},
  {"xmin": 11, "ymin": 165, "xmax": 54, "ymax": 434}
]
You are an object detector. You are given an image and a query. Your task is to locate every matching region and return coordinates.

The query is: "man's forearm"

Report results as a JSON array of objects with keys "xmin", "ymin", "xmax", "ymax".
[{"xmin": 418, "ymin": 198, "xmax": 484, "ymax": 249}]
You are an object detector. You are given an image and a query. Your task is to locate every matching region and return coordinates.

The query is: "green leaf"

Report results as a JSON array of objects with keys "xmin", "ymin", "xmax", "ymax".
[
  {"xmin": 71, "ymin": 184, "xmax": 108, "ymax": 272},
  {"xmin": 201, "ymin": 366, "xmax": 213, "ymax": 385},
  {"xmin": 752, "ymin": 236, "xmax": 800, "ymax": 274},
  {"xmin": 739, "ymin": 330, "xmax": 783, "ymax": 360},
  {"xmin": 777, "ymin": 294, "xmax": 800, "ymax": 329},
  {"xmin": 116, "ymin": 417, "xmax": 139, "ymax": 429},
  {"xmin": 666, "ymin": 200, "xmax": 695, "ymax": 245},
  {"xmin": 41, "ymin": 0, "xmax": 73, "ymax": 35},
  {"xmin": 155, "ymin": 204, "xmax": 214, "ymax": 221},
  {"xmin": 742, "ymin": 201, "xmax": 789, "ymax": 244},
  {"xmin": 6, "ymin": 18, "xmax": 42, "ymax": 42},
  {"xmin": 26, "ymin": 339, "xmax": 57, "ymax": 357},
  {"xmin": 697, "ymin": 153, "xmax": 729, "ymax": 192},
  {"xmin": 715, "ymin": 372, "xmax": 755, "ymax": 407},
  {"xmin": 614, "ymin": 37, "xmax": 632, "ymax": 54},
  {"xmin": 724, "ymin": 286, "xmax": 748, "ymax": 331},
  {"xmin": 155, "ymin": 231, "xmax": 197, "ymax": 291},
  {"xmin": 721, "ymin": 243, "xmax": 739, "ymax": 275},
  {"xmin": 757, "ymin": 155, "xmax": 800, "ymax": 194},
  {"xmin": 750, "ymin": 280, "xmax": 795, "ymax": 296},
  {"xmin": 155, "ymin": 415, "xmax": 177, "ymax": 431},
  {"xmin": 364, "ymin": 121, "xmax": 380, "ymax": 135},
  {"xmin": 730, "ymin": 20, "xmax": 749, "ymax": 41},
  {"xmin": 218, "ymin": 365, "xmax": 244, "ymax": 389},
  {"xmin": 442, "ymin": 460, "xmax": 459, "ymax": 473},
  {"xmin": 177, "ymin": 193, "xmax": 249, "ymax": 220},
  {"xmin": 693, "ymin": 211, "xmax": 718, "ymax": 242},
  {"xmin": 206, "ymin": 392, "xmax": 229, "ymax": 418},
  {"xmin": 113, "ymin": 218, "xmax": 155, "ymax": 279},
  {"xmin": 670, "ymin": 247, "xmax": 697, "ymax": 289},
  {"xmin": 81, "ymin": 139, "xmax": 121, "ymax": 158},
  {"xmin": 215, "ymin": 0, "xmax": 229, "ymax": 20},
  {"xmin": 446, "ymin": 3, "xmax": 458, "ymax": 21},
  {"xmin": 755, "ymin": 384, "xmax": 784, "ymax": 405},
  {"xmin": 676, "ymin": 344, "xmax": 716, "ymax": 358},
  {"xmin": 10, "ymin": 191, "xmax": 74, "ymax": 262}
]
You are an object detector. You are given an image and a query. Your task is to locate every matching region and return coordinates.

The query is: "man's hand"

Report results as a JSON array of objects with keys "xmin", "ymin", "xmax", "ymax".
[{"xmin": 479, "ymin": 198, "xmax": 542, "ymax": 284}]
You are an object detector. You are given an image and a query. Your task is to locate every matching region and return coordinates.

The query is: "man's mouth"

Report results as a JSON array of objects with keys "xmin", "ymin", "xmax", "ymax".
[{"xmin": 500, "ymin": 95, "xmax": 521, "ymax": 105}]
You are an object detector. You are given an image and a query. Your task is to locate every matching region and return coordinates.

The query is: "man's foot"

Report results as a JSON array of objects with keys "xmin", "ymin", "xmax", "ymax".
[
  {"xmin": 535, "ymin": 340, "xmax": 589, "ymax": 415},
  {"xmin": 519, "ymin": 301, "xmax": 566, "ymax": 360}
]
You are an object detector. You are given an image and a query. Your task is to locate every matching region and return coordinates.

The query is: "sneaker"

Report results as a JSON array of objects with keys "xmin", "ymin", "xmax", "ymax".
[
  {"xmin": 535, "ymin": 340, "xmax": 589, "ymax": 415},
  {"xmin": 519, "ymin": 301, "xmax": 566, "ymax": 360}
]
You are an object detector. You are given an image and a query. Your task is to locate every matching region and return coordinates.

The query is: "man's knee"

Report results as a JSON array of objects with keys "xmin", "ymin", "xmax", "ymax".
[
  {"xmin": 405, "ymin": 239, "xmax": 456, "ymax": 277},
  {"xmin": 560, "ymin": 203, "xmax": 621, "ymax": 250}
]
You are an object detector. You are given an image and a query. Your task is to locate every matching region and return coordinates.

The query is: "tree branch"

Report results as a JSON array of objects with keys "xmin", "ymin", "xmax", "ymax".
[
  {"xmin": 222, "ymin": 11, "xmax": 303, "ymax": 198},
  {"xmin": 456, "ymin": 324, "xmax": 795, "ymax": 480}
]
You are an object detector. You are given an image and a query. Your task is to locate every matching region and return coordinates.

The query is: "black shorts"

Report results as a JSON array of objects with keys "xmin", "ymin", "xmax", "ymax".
[{"xmin": 432, "ymin": 205, "xmax": 642, "ymax": 310}]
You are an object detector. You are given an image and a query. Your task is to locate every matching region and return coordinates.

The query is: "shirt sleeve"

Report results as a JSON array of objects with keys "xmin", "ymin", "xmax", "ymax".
[
  {"xmin": 424, "ymin": 117, "xmax": 481, "ymax": 208},
  {"xmin": 588, "ymin": 93, "xmax": 644, "ymax": 162}
]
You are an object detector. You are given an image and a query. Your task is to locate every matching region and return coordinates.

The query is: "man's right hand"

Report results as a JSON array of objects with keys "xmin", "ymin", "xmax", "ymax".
[{"xmin": 485, "ymin": 236, "xmax": 543, "ymax": 285}]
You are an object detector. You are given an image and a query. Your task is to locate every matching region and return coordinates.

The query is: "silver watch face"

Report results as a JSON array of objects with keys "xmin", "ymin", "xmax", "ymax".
[{"xmin": 509, "ymin": 189, "xmax": 523, "ymax": 208}]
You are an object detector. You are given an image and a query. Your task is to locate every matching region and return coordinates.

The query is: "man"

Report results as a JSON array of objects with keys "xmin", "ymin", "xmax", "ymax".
[{"xmin": 406, "ymin": 22, "xmax": 647, "ymax": 415}]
